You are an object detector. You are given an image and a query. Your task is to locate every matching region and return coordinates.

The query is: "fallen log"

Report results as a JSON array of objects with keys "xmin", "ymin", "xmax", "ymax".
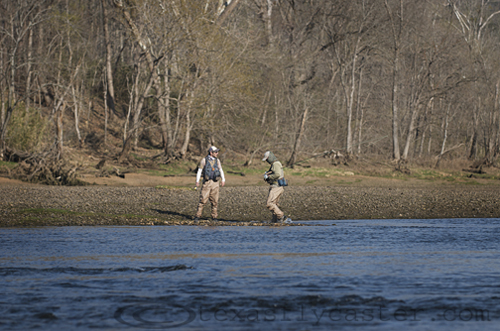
[{"xmin": 462, "ymin": 168, "xmax": 486, "ymax": 174}]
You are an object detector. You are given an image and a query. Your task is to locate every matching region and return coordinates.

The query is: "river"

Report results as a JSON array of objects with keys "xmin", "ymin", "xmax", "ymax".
[{"xmin": 1, "ymin": 218, "xmax": 499, "ymax": 330}]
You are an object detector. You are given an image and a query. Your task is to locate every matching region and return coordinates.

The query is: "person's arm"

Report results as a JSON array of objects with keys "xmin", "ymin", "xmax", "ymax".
[
  {"xmin": 196, "ymin": 159, "xmax": 205, "ymax": 186},
  {"xmin": 268, "ymin": 162, "xmax": 282, "ymax": 180},
  {"xmin": 218, "ymin": 159, "xmax": 225, "ymax": 186}
]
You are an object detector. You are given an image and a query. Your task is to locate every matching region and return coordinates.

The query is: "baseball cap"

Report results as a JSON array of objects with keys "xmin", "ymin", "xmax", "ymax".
[
  {"xmin": 262, "ymin": 151, "xmax": 270, "ymax": 161},
  {"xmin": 209, "ymin": 146, "xmax": 220, "ymax": 153}
]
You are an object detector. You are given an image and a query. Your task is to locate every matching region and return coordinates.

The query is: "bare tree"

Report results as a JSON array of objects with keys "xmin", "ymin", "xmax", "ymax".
[
  {"xmin": 447, "ymin": 0, "xmax": 500, "ymax": 161},
  {"xmin": 102, "ymin": 0, "xmax": 116, "ymax": 117},
  {"xmin": 384, "ymin": 0, "xmax": 404, "ymax": 161},
  {"xmin": 324, "ymin": 0, "xmax": 375, "ymax": 157},
  {"xmin": 0, "ymin": 0, "xmax": 52, "ymax": 150}
]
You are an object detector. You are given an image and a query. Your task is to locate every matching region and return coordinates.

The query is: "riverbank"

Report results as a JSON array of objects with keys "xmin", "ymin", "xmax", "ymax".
[{"xmin": 1, "ymin": 172, "xmax": 500, "ymax": 227}]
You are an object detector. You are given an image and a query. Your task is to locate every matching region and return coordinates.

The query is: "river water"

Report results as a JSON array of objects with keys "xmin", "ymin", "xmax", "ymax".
[{"xmin": 1, "ymin": 219, "xmax": 499, "ymax": 330}]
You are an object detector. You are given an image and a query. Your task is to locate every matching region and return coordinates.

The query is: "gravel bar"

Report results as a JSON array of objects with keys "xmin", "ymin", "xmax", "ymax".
[{"xmin": 1, "ymin": 184, "xmax": 500, "ymax": 227}]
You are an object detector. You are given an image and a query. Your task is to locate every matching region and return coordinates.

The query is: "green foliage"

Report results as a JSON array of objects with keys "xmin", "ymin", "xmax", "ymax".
[
  {"xmin": 7, "ymin": 104, "xmax": 48, "ymax": 152},
  {"xmin": 130, "ymin": 153, "xmax": 148, "ymax": 161},
  {"xmin": 0, "ymin": 160, "xmax": 17, "ymax": 169}
]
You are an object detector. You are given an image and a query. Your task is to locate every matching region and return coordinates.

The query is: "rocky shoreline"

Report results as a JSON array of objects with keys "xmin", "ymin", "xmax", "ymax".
[{"xmin": 2, "ymin": 183, "xmax": 500, "ymax": 227}]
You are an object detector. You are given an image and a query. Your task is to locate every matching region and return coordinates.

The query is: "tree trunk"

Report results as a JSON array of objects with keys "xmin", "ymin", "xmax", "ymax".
[
  {"xmin": 264, "ymin": 0, "xmax": 274, "ymax": 47},
  {"xmin": 71, "ymin": 85, "xmax": 82, "ymax": 147},
  {"xmin": 118, "ymin": 136, "xmax": 133, "ymax": 163},
  {"xmin": 354, "ymin": 68, "xmax": 363, "ymax": 154},
  {"xmin": 418, "ymin": 103, "xmax": 429, "ymax": 158},
  {"xmin": 103, "ymin": 72, "xmax": 108, "ymax": 146},
  {"xmin": 56, "ymin": 103, "xmax": 65, "ymax": 160},
  {"xmin": 26, "ymin": 27, "xmax": 33, "ymax": 111},
  {"xmin": 287, "ymin": 106, "xmax": 309, "ymax": 167},
  {"xmin": 9, "ymin": 21, "xmax": 16, "ymax": 106},
  {"xmin": 179, "ymin": 110, "xmax": 192, "ymax": 158},
  {"xmin": 496, "ymin": 81, "xmax": 500, "ymax": 157},
  {"xmin": 487, "ymin": 80, "xmax": 499, "ymax": 160},
  {"xmin": 346, "ymin": 33, "xmax": 362, "ymax": 156},
  {"xmin": 1, "ymin": 49, "xmax": 5, "ymax": 148},
  {"xmin": 402, "ymin": 101, "xmax": 422, "ymax": 160},
  {"xmin": 435, "ymin": 103, "xmax": 450, "ymax": 168},
  {"xmin": 158, "ymin": 64, "xmax": 172, "ymax": 158},
  {"xmin": 101, "ymin": 0, "xmax": 116, "ymax": 117},
  {"xmin": 180, "ymin": 87, "xmax": 197, "ymax": 158},
  {"xmin": 384, "ymin": 0, "xmax": 402, "ymax": 161},
  {"xmin": 118, "ymin": 60, "xmax": 156, "ymax": 161},
  {"xmin": 0, "ymin": 107, "xmax": 13, "ymax": 151},
  {"xmin": 468, "ymin": 107, "xmax": 478, "ymax": 160},
  {"xmin": 216, "ymin": 0, "xmax": 242, "ymax": 26}
]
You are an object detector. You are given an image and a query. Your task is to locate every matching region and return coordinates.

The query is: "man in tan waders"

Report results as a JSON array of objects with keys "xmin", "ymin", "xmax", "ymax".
[
  {"xmin": 194, "ymin": 146, "xmax": 225, "ymax": 222},
  {"xmin": 262, "ymin": 151, "xmax": 288, "ymax": 223}
]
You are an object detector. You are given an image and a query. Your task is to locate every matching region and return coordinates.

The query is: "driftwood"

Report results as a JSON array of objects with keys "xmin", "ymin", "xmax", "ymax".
[
  {"xmin": 461, "ymin": 157, "xmax": 492, "ymax": 175},
  {"xmin": 394, "ymin": 159, "xmax": 411, "ymax": 175},
  {"xmin": 5, "ymin": 147, "xmax": 85, "ymax": 185},
  {"xmin": 227, "ymin": 170, "xmax": 246, "ymax": 176},
  {"xmin": 293, "ymin": 149, "xmax": 348, "ymax": 167},
  {"xmin": 470, "ymin": 157, "xmax": 492, "ymax": 169},
  {"xmin": 95, "ymin": 159, "xmax": 106, "ymax": 169},
  {"xmin": 462, "ymin": 168, "xmax": 486, "ymax": 174},
  {"xmin": 3, "ymin": 148, "xmax": 33, "ymax": 163},
  {"xmin": 96, "ymin": 166, "xmax": 128, "ymax": 178}
]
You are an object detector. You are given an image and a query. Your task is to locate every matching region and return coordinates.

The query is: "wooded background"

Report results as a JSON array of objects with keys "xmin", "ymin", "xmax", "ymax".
[{"xmin": 1, "ymin": 0, "xmax": 500, "ymax": 168}]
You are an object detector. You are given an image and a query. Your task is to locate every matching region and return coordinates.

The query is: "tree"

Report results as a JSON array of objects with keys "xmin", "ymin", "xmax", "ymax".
[
  {"xmin": 0, "ymin": 0, "xmax": 52, "ymax": 151},
  {"xmin": 446, "ymin": 0, "xmax": 500, "ymax": 161}
]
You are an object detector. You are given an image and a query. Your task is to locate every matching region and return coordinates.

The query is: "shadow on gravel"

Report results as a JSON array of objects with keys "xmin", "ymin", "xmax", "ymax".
[
  {"xmin": 152, "ymin": 209, "xmax": 238, "ymax": 223},
  {"xmin": 153, "ymin": 209, "xmax": 192, "ymax": 220}
]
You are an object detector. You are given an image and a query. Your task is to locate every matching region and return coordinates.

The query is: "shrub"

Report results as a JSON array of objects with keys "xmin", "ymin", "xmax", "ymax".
[{"xmin": 6, "ymin": 103, "xmax": 49, "ymax": 152}]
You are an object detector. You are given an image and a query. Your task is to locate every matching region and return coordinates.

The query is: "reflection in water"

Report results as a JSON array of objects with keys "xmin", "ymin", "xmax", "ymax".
[{"xmin": 1, "ymin": 219, "xmax": 500, "ymax": 330}]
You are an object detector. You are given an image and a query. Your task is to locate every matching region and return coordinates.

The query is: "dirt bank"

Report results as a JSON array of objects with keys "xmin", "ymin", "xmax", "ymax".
[{"xmin": 1, "ymin": 173, "xmax": 500, "ymax": 227}]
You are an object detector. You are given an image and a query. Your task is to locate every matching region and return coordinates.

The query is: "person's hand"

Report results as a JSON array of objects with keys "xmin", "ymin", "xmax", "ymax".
[
  {"xmin": 196, "ymin": 181, "xmax": 199, "ymax": 187},
  {"xmin": 221, "ymin": 181, "xmax": 225, "ymax": 187},
  {"xmin": 264, "ymin": 173, "xmax": 269, "ymax": 181}
]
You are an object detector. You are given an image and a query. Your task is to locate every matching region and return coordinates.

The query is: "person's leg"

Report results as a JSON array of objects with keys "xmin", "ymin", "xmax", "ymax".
[
  {"xmin": 208, "ymin": 181, "xmax": 219, "ymax": 219},
  {"xmin": 196, "ymin": 181, "xmax": 211, "ymax": 218},
  {"xmin": 266, "ymin": 186, "xmax": 284, "ymax": 220}
]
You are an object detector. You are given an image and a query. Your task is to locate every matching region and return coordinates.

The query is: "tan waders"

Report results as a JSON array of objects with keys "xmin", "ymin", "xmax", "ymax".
[
  {"xmin": 196, "ymin": 179, "xmax": 220, "ymax": 219},
  {"xmin": 266, "ymin": 186, "xmax": 284, "ymax": 221}
]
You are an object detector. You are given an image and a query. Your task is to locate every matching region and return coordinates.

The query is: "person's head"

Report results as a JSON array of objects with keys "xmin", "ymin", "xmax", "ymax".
[
  {"xmin": 262, "ymin": 151, "xmax": 277, "ymax": 164},
  {"xmin": 208, "ymin": 146, "xmax": 220, "ymax": 157}
]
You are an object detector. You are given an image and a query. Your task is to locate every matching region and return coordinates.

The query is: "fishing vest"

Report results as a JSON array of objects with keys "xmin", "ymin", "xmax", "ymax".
[{"xmin": 203, "ymin": 156, "xmax": 221, "ymax": 182}]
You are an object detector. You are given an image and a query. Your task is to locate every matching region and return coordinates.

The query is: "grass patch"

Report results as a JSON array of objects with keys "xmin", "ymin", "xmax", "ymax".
[
  {"xmin": 157, "ymin": 160, "xmax": 197, "ymax": 176},
  {"xmin": 139, "ymin": 168, "xmax": 173, "ymax": 176},
  {"xmin": 224, "ymin": 164, "xmax": 267, "ymax": 176},
  {"xmin": 288, "ymin": 167, "xmax": 355, "ymax": 178},
  {"xmin": 18, "ymin": 208, "xmax": 79, "ymax": 215},
  {"xmin": 155, "ymin": 185, "xmax": 193, "ymax": 190},
  {"xmin": 462, "ymin": 180, "xmax": 480, "ymax": 185},
  {"xmin": 131, "ymin": 153, "xmax": 148, "ymax": 161},
  {"xmin": 0, "ymin": 160, "xmax": 17, "ymax": 169},
  {"xmin": 408, "ymin": 168, "xmax": 491, "ymax": 184},
  {"xmin": 16, "ymin": 208, "xmax": 157, "ymax": 220},
  {"xmin": 335, "ymin": 180, "xmax": 354, "ymax": 185}
]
